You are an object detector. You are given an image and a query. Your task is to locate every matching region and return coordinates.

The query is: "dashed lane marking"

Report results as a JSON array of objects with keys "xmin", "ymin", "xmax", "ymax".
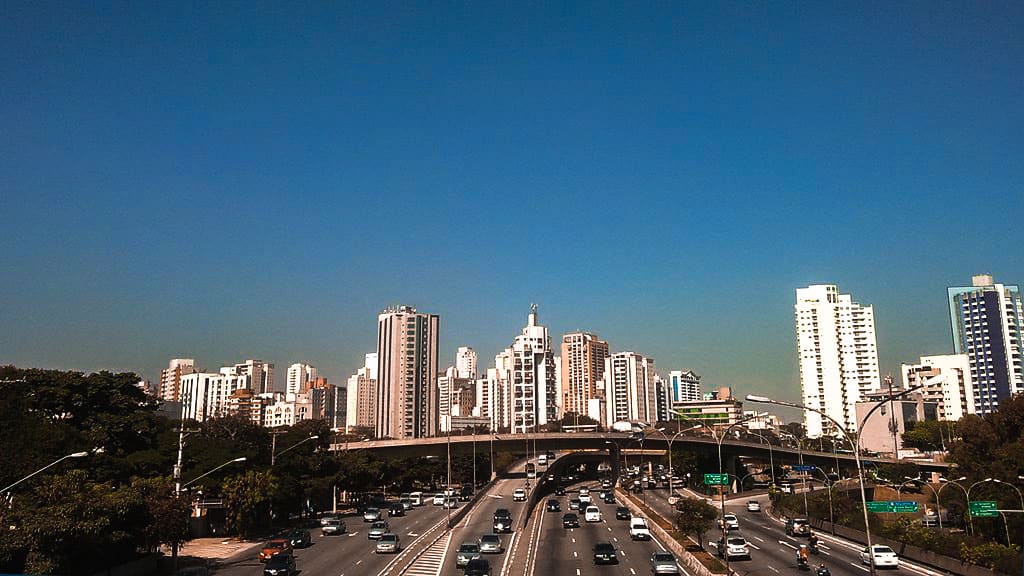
[
  {"xmin": 778, "ymin": 540, "xmax": 796, "ymax": 550},
  {"xmin": 752, "ymin": 536, "xmax": 764, "ymax": 542},
  {"xmin": 850, "ymin": 562, "xmax": 870, "ymax": 573},
  {"xmin": 768, "ymin": 567, "xmax": 779, "ymax": 573},
  {"xmin": 747, "ymin": 542, "xmax": 760, "ymax": 550}
]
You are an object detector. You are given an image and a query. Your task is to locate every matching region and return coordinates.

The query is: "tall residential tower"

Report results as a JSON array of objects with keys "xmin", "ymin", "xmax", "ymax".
[
  {"xmin": 375, "ymin": 306, "xmax": 440, "ymax": 439},
  {"xmin": 560, "ymin": 332, "xmax": 610, "ymax": 420},
  {"xmin": 795, "ymin": 284, "xmax": 880, "ymax": 437}
]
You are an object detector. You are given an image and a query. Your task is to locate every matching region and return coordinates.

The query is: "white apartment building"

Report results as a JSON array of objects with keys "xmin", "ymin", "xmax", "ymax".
[
  {"xmin": 456, "ymin": 347, "xmax": 478, "ymax": 379},
  {"xmin": 346, "ymin": 353, "xmax": 378, "ymax": 431},
  {"xmin": 376, "ymin": 306, "xmax": 440, "ymax": 439},
  {"xmin": 475, "ymin": 367, "xmax": 511, "ymax": 432},
  {"xmin": 499, "ymin": 305, "xmax": 558, "ymax": 434},
  {"xmin": 264, "ymin": 393, "xmax": 312, "ymax": 427},
  {"xmin": 560, "ymin": 332, "xmax": 610, "ymax": 419},
  {"xmin": 228, "ymin": 359, "xmax": 274, "ymax": 394},
  {"xmin": 603, "ymin": 351, "xmax": 659, "ymax": 427},
  {"xmin": 286, "ymin": 363, "xmax": 318, "ymax": 396},
  {"xmin": 179, "ymin": 369, "xmax": 253, "ymax": 422},
  {"xmin": 901, "ymin": 354, "xmax": 976, "ymax": 421},
  {"xmin": 948, "ymin": 274, "xmax": 1024, "ymax": 414},
  {"xmin": 796, "ymin": 284, "xmax": 881, "ymax": 438},
  {"xmin": 159, "ymin": 358, "xmax": 197, "ymax": 402},
  {"xmin": 667, "ymin": 370, "xmax": 701, "ymax": 405}
]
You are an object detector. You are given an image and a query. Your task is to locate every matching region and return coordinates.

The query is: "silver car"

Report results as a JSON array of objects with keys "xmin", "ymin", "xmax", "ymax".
[
  {"xmin": 456, "ymin": 543, "xmax": 482, "ymax": 567},
  {"xmin": 367, "ymin": 521, "xmax": 389, "ymax": 539},
  {"xmin": 479, "ymin": 533, "xmax": 502, "ymax": 554},
  {"xmin": 363, "ymin": 507, "xmax": 381, "ymax": 522},
  {"xmin": 376, "ymin": 533, "xmax": 400, "ymax": 554},
  {"xmin": 651, "ymin": 552, "xmax": 679, "ymax": 575}
]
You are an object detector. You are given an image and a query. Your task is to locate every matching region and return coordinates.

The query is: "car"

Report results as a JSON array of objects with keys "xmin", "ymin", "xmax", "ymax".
[
  {"xmin": 287, "ymin": 529, "xmax": 311, "ymax": 548},
  {"xmin": 651, "ymin": 552, "xmax": 680, "ymax": 575},
  {"xmin": 455, "ymin": 543, "xmax": 482, "ymax": 567},
  {"xmin": 724, "ymin": 537, "xmax": 750, "ymax": 560},
  {"xmin": 562, "ymin": 513, "xmax": 580, "ymax": 528},
  {"xmin": 785, "ymin": 518, "xmax": 810, "ymax": 536},
  {"xmin": 444, "ymin": 497, "xmax": 459, "ymax": 508},
  {"xmin": 479, "ymin": 533, "xmax": 502, "ymax": 553},
  {"xmin": 746, "ymin": 501, "xmax": 761, "ymax": 512},
  {"xmin": 363, "ymin": 507, "xmax": 381, "ymax": 522},
  {"xmin": 584, "ymin": 506, "xmax": 602, "ymax": 522},
  {"xmin": 320, "ymin": 514, "xmax": 339, "ymax": 526},
  {"xmin": 433, "ymin": 493, "xmax": 446, "ymax": 506},
  {"xmin": 493, "ymin": 509, "xmax": 513, "ymax": 533},
  {"xmin": 262, "ymin": 553, "xmax": 296, "ymax": 576},
  {"xmin": 258, "ymin": 539, "xmax": 292, "ymax": 563},
  {"xmin": 546, "ymin": 499, "xmax": 560, "ymax": 512},
  {"xmin": 579, "ymin": 493, "xmax": 591, "ymax": 504},
  {"xmin": 321, "ymin": 519, "xmax": 345, "ymax": 535},
  {"xmin": 569, "ymin": 498, "xmax": 581, "ymax": 510},
  {"xmin": 579, "ymin": 487, "xmax": 590, "ymax": 497},
  {"xmin": 615, "ymin": 506, "xmax": 631, "ymax": 520},
  {"xmin": 376, "ymin": 533, "xmax": 400, "ymax": 554},
  {"xmin": 463, "ymin": 558, "xmax": 492, "ymax": 576},
  {"xmin": 601, "ymin": 479, "xmax": 613, "ymax": 489},
  {"xmin": 367, "ymin": 520, "xmax": 389, "ymax": 539},
  {"xmin": 602, "ymin": 493, "xmax": 616, "ymax": 504},
  {"xmin": 593, "ymin": 542, "xmax": 618, "ymax": 565},
  {"xmin": 546, "ymin": 474, "xmax": 555, "ymax": 481},
  {"xmin": 400, "ymin": 498, "xmax": 413, "ymax": 510},
  {"xmin": 629, "ymin": 517, "xmax": 651, "ymax": 540},
  {"xmin": 921, "ymin": 508, "xmax": 939, "ymax": 527},
  {"xmin": 720, "ymin": 513, "xmax": 739, "ymax": 530},
  {"xmin": 554, "ymin": 486, "xmax": 566, "ymax": 496},
  {"xmin": 389, "ymin": 503, "xmax": 406, "ymax": 517},
  {"xmin": 512, "ymin": 488, "xmax": 527, "ymax": 502},
  {"xmin": 860, "ymin": 545, "xmax": 899, "ymax": 568},
  {"xmin": 460, "ymin": 485, "xmax": 474, "ymax": 501}
]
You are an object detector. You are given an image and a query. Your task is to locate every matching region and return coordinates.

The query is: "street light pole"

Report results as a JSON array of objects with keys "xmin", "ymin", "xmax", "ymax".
[
  {"xmin": 1, "ymin": 451, "xmax": 89, "ymax": 493},
  {"xmin": 173, "ymin": 456, "xmax": 246, "ymax": 572},
  {"xmin": 938, "ymin": 476, "xmax": 969, "ymax": 533}
]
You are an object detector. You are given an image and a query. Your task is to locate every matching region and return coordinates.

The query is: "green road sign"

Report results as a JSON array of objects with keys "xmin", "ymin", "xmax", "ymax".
[
  {"xmin": 969, "ymin": 501, "xmax": 999, "ymax": 518},
  {"xmin": 866, "ymin": 500, "xmax": 920, "ymax": 513},
  {"xmin": 704, "ymin": 473, "xmax": 729, "ymax": 486}
]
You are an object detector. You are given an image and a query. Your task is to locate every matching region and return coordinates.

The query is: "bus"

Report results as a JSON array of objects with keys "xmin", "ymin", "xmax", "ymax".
[{"xmin": 526, "ymin": 463, "xmax": 536, "ymax": 478}]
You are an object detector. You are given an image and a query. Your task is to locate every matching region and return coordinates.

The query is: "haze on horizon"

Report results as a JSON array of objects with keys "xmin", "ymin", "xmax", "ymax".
[{"xmin": 2, "ymin": 2, "xmax": 1022, "ymax": 416}]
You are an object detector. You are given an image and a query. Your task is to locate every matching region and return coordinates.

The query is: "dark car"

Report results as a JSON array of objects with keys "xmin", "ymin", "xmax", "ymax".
[
  {"xmin": 615, "ymin": 506, "xmax": 631, "ymax": 520},
  {"xmin": 464, "ymin": 558, "xmax": 491, "ymax": 576},
  {"xmin": 602, "ymin": 493, "xmax": 616, "ymax": 504},
  {"xmin": 555, "ymin": 486, "xmax": 566, "ymax": 496},
  {"xmin": 562, "ymin": 513, "xmax": 580, "ymax": 528},
  {"xmin": 460, "ymin": 485, "xmax": 474, "ymax": 501},
  {"xmin": 493, "ymin": 509, "xmax": 513, "ymax": 533},
  {"xmin": 546, "ymin": 499, "xmax": 561, "ymax": 512},
  {"xmin": 593, "ymin": 542, "xmax": 618, "ymax": 565},
  {"xmin": 263, "ymin": 553, "xmax": 296, "ymax": 576},
  {"xmin": 287, "ymin": 529, "xmax": 311, "ymax": 548},
  {"xmin": 389, "ymin": 503, "xmax": 406, "ymax": 517}
]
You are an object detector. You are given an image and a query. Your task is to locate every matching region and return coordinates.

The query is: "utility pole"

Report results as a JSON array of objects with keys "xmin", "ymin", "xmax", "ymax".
[{"xmin": 885, "ymin": 374, "xmax": 899, "ymax": 459}]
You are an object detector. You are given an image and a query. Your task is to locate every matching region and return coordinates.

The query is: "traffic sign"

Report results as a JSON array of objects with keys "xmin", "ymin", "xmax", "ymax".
[
  {"xmin": 969, "ymin": 501, "xmax": 999, "ymax": 518},
  {"xmin": 792, "ymin": 465, "xmax": 815, "ymax": 472},
  {"xmin": 866, "ymin": 500, "xmax": 919, "ymax": 513},
  {"xmin": 704, "ymin": 473, "xmax": 729, "ymax": 486}
]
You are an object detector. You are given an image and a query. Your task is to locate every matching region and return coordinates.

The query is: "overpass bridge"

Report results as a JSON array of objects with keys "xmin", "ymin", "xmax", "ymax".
[{"xmin": 330, "ymin": 431, "xmax": 952, "ymax": 476}]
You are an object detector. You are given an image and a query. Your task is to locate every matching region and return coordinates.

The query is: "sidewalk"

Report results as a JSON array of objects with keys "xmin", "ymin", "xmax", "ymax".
[{"xmin": 170, "ymin": 537, "xmax": 264, "ymax": 561}]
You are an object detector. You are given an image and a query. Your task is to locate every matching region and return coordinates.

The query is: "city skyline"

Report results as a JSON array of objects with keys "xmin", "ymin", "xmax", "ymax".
[{"xmin": 2, "ymin": 3, "xmax": 1022, "ymax": 420}]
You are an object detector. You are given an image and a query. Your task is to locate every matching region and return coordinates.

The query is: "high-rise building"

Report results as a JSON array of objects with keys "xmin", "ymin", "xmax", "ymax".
[
  {"xmin": 346, "ymin": 353, "xmax": 378, "ymax": 432},
  {"xmin": 179, "ymin": 369, "xmax": 253, "ymax": 422},
  {"xmin": 796, "ymin": 284, "xmax": 881, "ymax": 438},
  {"xmin": 159, "ymin": 358, "xmax": 197, "ymax": 402},
  {"xmin": 228, "ymin": 359, "xmax": 274, "ymax": 394},
  {"xmin": 286, "ymin": 363, "xmax": 318, "ymax": 396},
  {"xmin": 438, "ymin": 366, "xmax": 477, "ymax": 431},
  {"xmin": 603, "ymin": 351, "xmax": 658, "ymax": 426},
  {"xmin": 901, "ymin": 354, "xmax": 975, "ymax": 421},
  {"xmin": 667, "ymin": 370, "xmax": 701, "ymax": 405},
  {"xmin": 560, "ymin": 332, "xmax": 609, "ymax": 420},
  {"xmin": 456, "ymin": 347, "xmax": 478, "ymax": 379},
  {"xmin": 501, "ymin": 305, "xmax": 558, "ymax": 433},
  {"xmin": 307, "ymin": 377, "xmax": 343, "ymax": 429},
  {"xmin": 376, "ymin": 306, "xmax": 440, "ymax": 439},
  {"xmin": 476, "ymin": 367, "xmax": 510, "ymax": 432},
  {"xmin": 948, "ymin": 274, "xmax": 1024, "ymax": 414}
]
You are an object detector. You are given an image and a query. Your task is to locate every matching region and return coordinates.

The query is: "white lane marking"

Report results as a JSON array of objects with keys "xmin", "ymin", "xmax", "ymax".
[
  {"xmin": 630, "ymin": 569, "xmax": 636, "ymax": 575},
  {"xmin": 850, "ymin": 562, "xmax": 870, "ymax": 572},
  {"xmin": 752, "ymin": 536, "xmax": 765, "ymax": 542},
  {"xmin": 620, "ymin": 550, "xmax": 627, "ymax": 557},
  {"xmin": 573, "ymin": 551, "xmax": 578, "ymax": 558},
  {"xmin": 348, "ymin": 532, "xmax": 359, "ymax": 537},
  {"xmin": 612, "ymin": 537, "xmax": 618, "ymax": 542},
  {"xmin": 407, "ymin": 532, "xmax": 418, "ymax": 537},
  {"xmin": 356, "ymin": 560, "xmax": 362, "ymax": 565},
  {"xmin": 747, "ymin": 542, "xmax": 760, "ymax": 550},
  {"xmin": 576, "ymin": 571, "xmax": 580, "ymax": 576},
  {"xmin": 768, "ymin": 567, "xmax": 779, "ymax": 573},
  {"xmin": 778, "ymin": 540, "xmax": 797, "ymax": 550},
  {"xmin": 571, "ymin": 537, "xmax": 575, "ymax": 543}
]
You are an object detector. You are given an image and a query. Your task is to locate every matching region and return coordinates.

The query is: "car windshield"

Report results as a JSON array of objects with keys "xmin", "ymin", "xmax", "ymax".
[
  {"xmin": 481, "ymin": 535, "xmax": 499, "ymax": 543},
  {"xmin": 372, "ymin": 522, "xmax": 386, "ymax": 529},
  {"xmin": 595, "ymin": 544, "xmax": 614, "ymax": 552},
  {"xmin": 380, "ymin": 535, "xmax": 397, "ymax": 542},
  {"xmin": 873, "ymin": 546, "xmax": 894, "ymax": 554},
  {"xmin": 460, "ymin": 544, "xmax": 480, "ymax": 553},
  {"xmin": 728, "ymin": 538, "xmax": 746, "ymax": 545},
  {"xmin": 653, "ymin": 553, "xmax": 674, "ymax": 561},
  {"xmin": 266, "ymin": 556, "xmax": 290, "ymax": 567}
]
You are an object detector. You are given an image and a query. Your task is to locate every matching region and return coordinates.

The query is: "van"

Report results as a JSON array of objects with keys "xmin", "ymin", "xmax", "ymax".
[
  {"xmin": 410, "ymin": 492, "xmax": 423, "ymax": 506},
  {"xmin": 537, "ymin": 454, "xmax": 548, "ymax": 466}
]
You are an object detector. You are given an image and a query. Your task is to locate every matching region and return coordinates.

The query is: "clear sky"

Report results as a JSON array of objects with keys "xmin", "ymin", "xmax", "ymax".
[{"xmin": 2, "ymin": 2, "xmax": 1022, "ymax": 418}]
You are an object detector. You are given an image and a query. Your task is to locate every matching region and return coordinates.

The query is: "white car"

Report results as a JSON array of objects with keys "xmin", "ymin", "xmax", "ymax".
[
  {"xmin": 578, "ymin": 491, "xmax": 592, "ymax": 504},
  {"xmin": 584, "ymin": 506, "xmax": 602, "ymax": 522},
  {"xmin": 720, "ymin": 514, "xmax": 739, "ymax": 530},
  {"xmin": 432, "ymin": 493, "xmax": 446, "ymax": 506},
  {"xmin": 513, "ymin": 488, "xmax": 527, "ymax": 502},
  {"xmin": 746, "ymin": 501, "xmax": 761, "ymax": 512},
  {"xmin": 724, "ymin": 537, "xmax": 750, "ymax": 560},
  {"xmin": 629, "ymin": 517, "xmax": 652, "ymax": 540},
  {"xmin": 861, "ymin": 545, "xmax": 899, "ymax": 568}
]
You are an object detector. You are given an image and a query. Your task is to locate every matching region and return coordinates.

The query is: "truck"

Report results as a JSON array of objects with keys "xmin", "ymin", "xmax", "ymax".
[{"xmin": 612, "ymin": 420, "xmax": 643, "ymax": 433}]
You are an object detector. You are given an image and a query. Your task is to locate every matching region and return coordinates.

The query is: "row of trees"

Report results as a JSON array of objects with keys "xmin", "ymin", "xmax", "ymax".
[{"xmin": 0, "ymin": 366, "xmax": 506, "ymax": 574}]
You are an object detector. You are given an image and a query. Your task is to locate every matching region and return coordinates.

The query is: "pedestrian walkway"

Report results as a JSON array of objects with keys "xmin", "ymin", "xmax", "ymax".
[
  {"xmin": 402, "ymin": 530, "xmax": 452, "ymax": 576},
  {"xmin": 170, "ymin": 537, "xmax": 263, "ymax": 561}
]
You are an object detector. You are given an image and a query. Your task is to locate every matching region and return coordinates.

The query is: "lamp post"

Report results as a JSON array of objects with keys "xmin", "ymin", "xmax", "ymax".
[
  {"xmin": 173, "ymin": 456, "xmax": 246, "ymax": 572},
  {"xmin": 1, "ymin": 451, "xmax": 89, "ymax": 493},
  {"xmin": 969, "ymin": 478, "xmax": 1024, "ymax": 545},
  {"xmin": 777, "ymin": 430, "xmax": 809, "ymax": 517},
  {"xmin": 745, "ymin": 430, "xmax": 777, "ymax": 488},
  {"xmin": 649, "ymin": 425, "xmax": 702, "ymax": 504},
  {"xmin": 938, "ymin": 476, "xmax": 969, "ymax": 533},
  {"xmin": 269, "ymin": 434, "xmax": 319, "ymax": 525},
  {"xmin": 905, "ymin": 476, "xmax": 942, "ymax": 529}
]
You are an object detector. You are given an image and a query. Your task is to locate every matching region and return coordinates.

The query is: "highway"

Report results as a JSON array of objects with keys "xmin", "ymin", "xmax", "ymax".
[{"xmin": 642, "ymin": 485, "xmax": 947, "ymax": 576}]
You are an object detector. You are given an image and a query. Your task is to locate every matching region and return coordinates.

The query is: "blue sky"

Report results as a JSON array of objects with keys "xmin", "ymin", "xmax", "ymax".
[{"xmin": 2, "ymin": 2, "xmax": 1022, "ymax": 416}]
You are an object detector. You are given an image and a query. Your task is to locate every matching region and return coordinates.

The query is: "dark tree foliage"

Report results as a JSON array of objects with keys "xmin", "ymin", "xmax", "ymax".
[{"xmin": 674, "ymin": 497, "xmax": 720, "ymax": 549}]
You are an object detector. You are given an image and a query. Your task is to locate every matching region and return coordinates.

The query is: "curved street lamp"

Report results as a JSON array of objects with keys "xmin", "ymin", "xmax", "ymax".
[
  {"xmin": 646, "ymin": 424, "xmax": 702, "ymax": 504},
  {"xmin": 1, "ymin": 451, "xmax": 90, "ymax": 493},
  {"xmin": 180, "ymin": 457, "xmax": 247, "ymax": 491}
]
